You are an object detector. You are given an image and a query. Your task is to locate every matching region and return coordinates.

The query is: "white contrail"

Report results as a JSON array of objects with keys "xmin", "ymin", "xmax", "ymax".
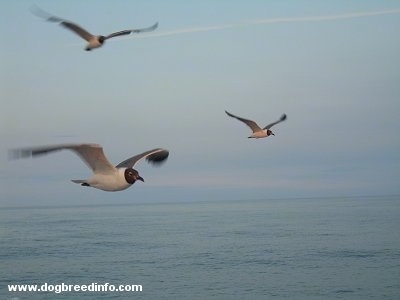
[
  {"xmin": 126, "ymin": 8, "xmax": 400, "ymax": 40},
  {"xmin": 247, "ymin": 8, "xmax": 400, "ymax": 24}
]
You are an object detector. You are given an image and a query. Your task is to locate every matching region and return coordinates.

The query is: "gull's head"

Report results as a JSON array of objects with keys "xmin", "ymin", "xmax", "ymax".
[
  {"xmin": 124, "ymin": 168, "xmax": 144, "ymax": 184},
  {"xmin": 267, "ymin": 129, "xmax": 274, "ymax": 136},
  {"xmin": 98, "ymin": 36, "xmax": 106, "ymax": 44}
]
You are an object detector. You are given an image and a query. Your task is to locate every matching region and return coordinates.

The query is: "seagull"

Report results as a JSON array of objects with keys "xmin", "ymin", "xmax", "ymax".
[
  {"xmin": 225, "ymin": 110, "xmax": 287, "ymax": 139},
  {"xmin": 9, "ymin": 144, "xmax": 169, "ymax": 192},
  {"xmin": 31, "ymin": 6, "xmax": 158, "ymax": 51}
]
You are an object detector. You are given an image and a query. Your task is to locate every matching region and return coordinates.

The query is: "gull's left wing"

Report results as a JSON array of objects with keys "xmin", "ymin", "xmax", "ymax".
[
  {"xmin": 263, "ymin": 114, "xmax": 287, "ymax": 130},
  {"xmin": 105, "ymin": 22, "xmax": 158, "ymax": 39},
  {"xmin": 116, "ymin": 148, "xmax": 169, "ymax": 168}
]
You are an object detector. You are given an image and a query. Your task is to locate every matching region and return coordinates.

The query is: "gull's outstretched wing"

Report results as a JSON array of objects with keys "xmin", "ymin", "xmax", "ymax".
[
  {"xmin": 225, "ymin": 110, "xmax": 262, "ymax": 133},
  {"xmin": 105, "ymin": 22, "xmax": 158, "ymax": 39},
  {"xmin": 10, "ymin": 143, "xmax": 116, "ymax": 174},
  {"xmin": 58, "ymin": 21, "xmax": 94, "ymax": 41},
  {"xmin": 263, "ymin": 114, "xmax": 287, "ymax": 130},
  {"xmin": 116, "ymin": 148, "xmax": 169, "ymax": 168},
  {"xmin": 31, "ymin": 6, "xmax": 94, "ymax": 41}
]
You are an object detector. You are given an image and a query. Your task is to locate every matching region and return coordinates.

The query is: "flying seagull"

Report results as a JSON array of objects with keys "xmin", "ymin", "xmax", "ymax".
[
  {"xmin": 225, "ymin": 110, "xmax": 287, "ymax": 139},
  {"xmin": 31, "ymin": 6, "xmax": 158, "ymax": 51},
  {"xmin": 10, "ymin": 144, "xmax": 169, "ymax": 191}
]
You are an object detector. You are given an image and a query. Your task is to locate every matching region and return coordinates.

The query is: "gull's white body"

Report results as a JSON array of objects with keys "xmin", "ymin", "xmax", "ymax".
[
  {"xmin": 86, "ymin": 37, "xmax": 103, "ymax": 50},
  {"xmin": 81, "ymin": 168, "xmax": 130, "ymax": 191},
  {"xmin": 249, "ymin": 130, "xmax": 270, "ymax": 139}
]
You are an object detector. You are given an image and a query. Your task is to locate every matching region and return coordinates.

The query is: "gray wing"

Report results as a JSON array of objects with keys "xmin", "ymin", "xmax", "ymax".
[
  {"xmin": 105, "ymin": 22, "xmax": 158, "ymax": 39},
  {"xmin": 9, "ymin": 143, "xmax": 116, "ymax": 174},
  {"xmin": 116, "ymin": 148, "xmax": 169, "ymax": 168},
  {"xmin": 225, "ymin": 110, "xmax": 262, "ymax": 133},
  {"xmin": 58, "ymin": 22, "xmax": 94, "ymax": 41},
  {"xmin": 30, "ymin": 6, "xmax": 94, "ymax": 41},
  {"xmin": 263, "ymin": 114, "xmax": 287, "ymax": 130}
]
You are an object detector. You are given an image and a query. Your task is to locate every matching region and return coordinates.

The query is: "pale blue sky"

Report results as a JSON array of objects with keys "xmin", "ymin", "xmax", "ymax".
[{"xmin": 1, "ymin": 0, "xmax": 399, "ymax": 206}]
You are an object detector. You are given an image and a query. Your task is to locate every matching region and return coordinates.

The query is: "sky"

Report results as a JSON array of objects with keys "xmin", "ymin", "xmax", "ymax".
[{"xmin": 1, "ymin": 0, "xmax": 400, "ymax": 207}]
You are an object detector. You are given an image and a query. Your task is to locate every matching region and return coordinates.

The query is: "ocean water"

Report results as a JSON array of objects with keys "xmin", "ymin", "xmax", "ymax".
[{"xmin": 1, "ymin": 196, "xmax": 399, "ymax": 299}]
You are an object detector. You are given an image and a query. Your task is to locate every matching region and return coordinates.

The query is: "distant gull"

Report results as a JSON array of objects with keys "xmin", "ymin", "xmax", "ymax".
[
  {"xmin": 10, "ymin": 144, "xmax": 169, "ymax": 191},
  {"xmin": 31, "ymin": 6, "xmax": 158, "ymax": 51},
  {"xmin": 225, "ymin": 110, "xmax": 287, "ymax": 139}
]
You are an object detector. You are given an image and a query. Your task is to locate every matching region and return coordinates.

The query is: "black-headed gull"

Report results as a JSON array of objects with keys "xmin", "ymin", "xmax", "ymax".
[
  {"xmin": 31, "ymin": 6, "xmax": 158, "ymax": 51},
  {"xmin": 225, "ymin": 110, "xmax": 287, "ymax": 139},
  {"xmin": 10, "ymin": 144, "xmax": 169, "ymax": 191}
]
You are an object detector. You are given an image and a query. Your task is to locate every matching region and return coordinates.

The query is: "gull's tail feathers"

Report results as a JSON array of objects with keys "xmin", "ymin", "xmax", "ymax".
[{"xmin": 71, "ymin": 179, "xmax": 90, "ymax": 186}]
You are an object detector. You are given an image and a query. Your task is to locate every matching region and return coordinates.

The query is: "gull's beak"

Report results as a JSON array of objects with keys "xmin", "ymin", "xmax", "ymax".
[{"xmin": 138, "ymin": 176, "xmax": 144, "ymax": 182}]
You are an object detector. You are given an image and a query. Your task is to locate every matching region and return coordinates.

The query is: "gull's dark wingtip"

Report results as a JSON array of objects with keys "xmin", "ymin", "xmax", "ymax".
[
  {"xmin": 146, "ymin": 149, "xmax": 169, "ymax": 166},
  {"xmin": 281, "ymin": 114, "xmax": 287, "ymax": 121},
  {"xmin": 148, "ymin": 22, "xmax": 159, "ymax": 31}
]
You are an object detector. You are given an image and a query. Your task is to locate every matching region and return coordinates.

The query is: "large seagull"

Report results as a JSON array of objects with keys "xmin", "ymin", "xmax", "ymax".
[
  {"xmin": 31, "ymin": 6, "xmax": 158, "ymax": 51},
  {"xmin": 10, "ymin": 144, "xmax": 169, "ymax": 191}
]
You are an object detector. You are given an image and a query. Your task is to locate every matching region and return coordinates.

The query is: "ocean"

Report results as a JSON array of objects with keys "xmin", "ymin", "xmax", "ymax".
[{"xmin": 1, "ymin": 196, "xmax": 399, "ymax": 299}]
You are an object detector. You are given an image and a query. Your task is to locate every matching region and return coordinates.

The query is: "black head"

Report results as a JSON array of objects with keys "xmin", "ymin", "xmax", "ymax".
[
  {"xmin": 267, "ymin": 129, "xmax": 274, "ymax": 136},
  {"xmin": 124, "ymin": 168, "xmax": 144, "ymax": 184},
  {"xmin": 98, "ymin": 35, "xmax": 106, "ymax": 44}
]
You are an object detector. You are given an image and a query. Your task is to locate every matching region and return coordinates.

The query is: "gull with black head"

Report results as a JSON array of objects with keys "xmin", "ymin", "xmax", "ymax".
[
  {"xmin": 10, "ymin": 144, "xmax": 169, "ymax": 192},
  {"xmin": 225, "ymin": 110, "xmax": 287, "ymax": 139},
  {"xmin": 31, "ymin": 6, "xmax": 158, "ymax": 51}
]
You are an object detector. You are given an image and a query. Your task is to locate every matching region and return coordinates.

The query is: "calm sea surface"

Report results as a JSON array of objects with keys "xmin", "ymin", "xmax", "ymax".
[{"xmin": 1, "ymin": 196, "xmax": 399, "ymax": 299}]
